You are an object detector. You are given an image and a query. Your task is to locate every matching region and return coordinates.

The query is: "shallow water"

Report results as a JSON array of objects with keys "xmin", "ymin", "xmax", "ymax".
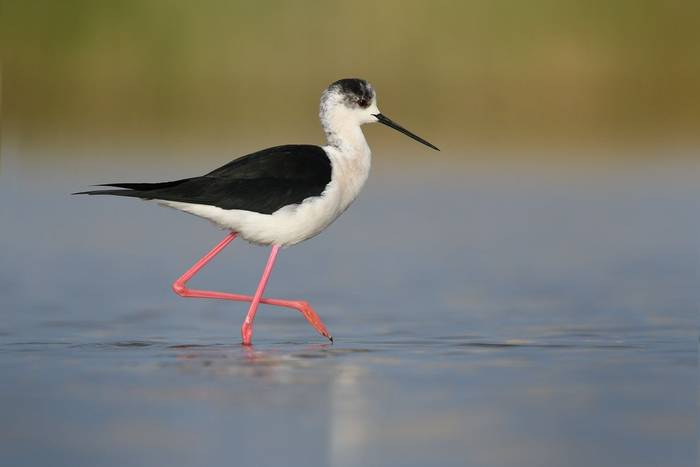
[{"xmin": 0, "ymin": 151, "xmax": 697, "ymax": 467}]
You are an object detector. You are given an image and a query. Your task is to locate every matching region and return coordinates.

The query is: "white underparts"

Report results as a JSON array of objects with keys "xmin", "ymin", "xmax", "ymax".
[{"xmin": 159, "ymin": 145, "xmax": 370, "ymax": 246}]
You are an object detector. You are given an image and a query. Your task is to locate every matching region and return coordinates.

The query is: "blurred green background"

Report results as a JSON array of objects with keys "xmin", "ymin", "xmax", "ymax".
[{"xmin": 1, "ymin": 0, "xmax": 699, "ymax": 166}]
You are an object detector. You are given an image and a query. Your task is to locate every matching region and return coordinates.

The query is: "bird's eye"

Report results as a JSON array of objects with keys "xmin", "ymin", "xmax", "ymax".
[{"xmin": 358, "ymin": 98, "xmax": 369, "ymax": 108}]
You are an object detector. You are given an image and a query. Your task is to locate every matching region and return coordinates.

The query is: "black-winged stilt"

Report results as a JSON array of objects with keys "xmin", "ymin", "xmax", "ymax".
[{"xmin": 76, "ymin": 78, "xmax": 439, "ymax": 345}]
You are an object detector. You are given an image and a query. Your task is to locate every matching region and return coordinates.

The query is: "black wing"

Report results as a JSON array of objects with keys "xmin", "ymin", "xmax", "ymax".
[{"xmin": 75, "ymin": 145, "xmax": 332, "ymax": 215}]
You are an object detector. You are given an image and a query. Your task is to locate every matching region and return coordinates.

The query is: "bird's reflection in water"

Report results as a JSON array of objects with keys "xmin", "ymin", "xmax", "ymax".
[{"xmin": 167, "ymin": 342, "xmax": 336, "ymax": 382}]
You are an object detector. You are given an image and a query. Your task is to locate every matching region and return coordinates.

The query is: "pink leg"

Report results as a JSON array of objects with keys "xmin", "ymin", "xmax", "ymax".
[
  {"xmin": 172, "ymin": 232, "xmax": 331, "ymax": 343},
  {"xmin": 240, "ymin": 245, "xmax": 279, "ymax": 345}
]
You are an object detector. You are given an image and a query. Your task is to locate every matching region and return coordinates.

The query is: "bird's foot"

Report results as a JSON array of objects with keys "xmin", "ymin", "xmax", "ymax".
[
  {"xmin": 241, "ymin": 321, "xmax": 254, "ymax": 346},
  {"xmin": 294, "ymin": 301, "xmax": 332, "ymax": 343}
]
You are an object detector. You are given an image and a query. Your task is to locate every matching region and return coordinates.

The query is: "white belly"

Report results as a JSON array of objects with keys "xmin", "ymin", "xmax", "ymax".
[{"xmin": 159, "ymin": 145, "xmax": 371, "ymax": 246}]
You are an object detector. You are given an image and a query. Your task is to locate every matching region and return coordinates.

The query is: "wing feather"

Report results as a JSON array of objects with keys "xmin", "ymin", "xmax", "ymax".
[{"xmin": 74, "ymin": 145, "xmax": 332, "ymax": 215}]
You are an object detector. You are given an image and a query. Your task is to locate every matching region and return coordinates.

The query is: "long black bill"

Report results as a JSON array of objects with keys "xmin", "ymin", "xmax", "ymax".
[{"xmin": 374, "ymin": 113, "xmax": 440, "ymax": 151}]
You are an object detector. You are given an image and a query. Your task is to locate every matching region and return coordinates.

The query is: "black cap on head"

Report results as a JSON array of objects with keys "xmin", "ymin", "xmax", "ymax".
[
  {"xmin": 326, "ymin": 78, "xmax": 439, "ymax": 151},
  {"xmin": 331, "ymin": 78, "xmax": 374, "ymax": 108}
]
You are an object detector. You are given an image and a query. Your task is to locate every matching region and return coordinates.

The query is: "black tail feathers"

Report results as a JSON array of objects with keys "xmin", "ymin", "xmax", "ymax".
[{"xmin": 72, "ymin": 179, "xmax": 189, "ymax": 196}]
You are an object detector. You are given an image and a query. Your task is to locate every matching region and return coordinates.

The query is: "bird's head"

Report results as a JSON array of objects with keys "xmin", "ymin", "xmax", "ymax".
[{"xmin": 320, "ymin": 78, "xmax": 439, "ymax": 151}]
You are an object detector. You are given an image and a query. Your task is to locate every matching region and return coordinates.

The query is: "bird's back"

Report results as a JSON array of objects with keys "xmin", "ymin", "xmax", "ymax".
[{"xmin": 77, "ymin": 145, "xmax": 332, "ymax": 215}]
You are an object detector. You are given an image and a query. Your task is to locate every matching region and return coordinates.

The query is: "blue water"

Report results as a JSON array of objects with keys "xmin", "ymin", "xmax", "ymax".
[{"xmin": 0, "ymin": 150, "xmax": 697, "ymax": 467}]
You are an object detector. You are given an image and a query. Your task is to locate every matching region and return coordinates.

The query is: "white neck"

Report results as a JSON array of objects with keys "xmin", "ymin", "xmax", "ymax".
[
  {"xmin": 318, "ymin": 103, "xmax": 372, "ymax": 213},
  {"xmin": 321, "ymin": 109, "xmax": 370, "ymax": 156}
]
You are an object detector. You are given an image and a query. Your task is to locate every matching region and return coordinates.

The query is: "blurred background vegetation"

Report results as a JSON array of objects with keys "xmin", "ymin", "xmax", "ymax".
[{"xmin": 1, "ymin": 0, "xmax": 698, "ymax": 165}]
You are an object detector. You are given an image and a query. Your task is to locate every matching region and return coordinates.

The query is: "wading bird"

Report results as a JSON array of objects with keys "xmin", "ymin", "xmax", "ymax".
[{"xmin": 76, "ymin": 78, "xmax": 439, "ymax": 345}]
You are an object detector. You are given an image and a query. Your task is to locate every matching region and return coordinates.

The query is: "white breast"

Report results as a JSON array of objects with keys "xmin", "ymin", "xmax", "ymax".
[{"xmin": 159, "ymin": 145, "xmax": 371, "ymax": 246}]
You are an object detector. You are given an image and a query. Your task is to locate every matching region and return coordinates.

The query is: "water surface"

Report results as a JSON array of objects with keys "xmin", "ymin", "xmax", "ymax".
[{"xmin": 1, "ymin": 150, "xmax": 696, "ymax": 467}]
